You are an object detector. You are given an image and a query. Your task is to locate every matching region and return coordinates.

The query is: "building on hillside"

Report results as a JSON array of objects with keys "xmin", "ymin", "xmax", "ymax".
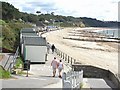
[{"xmin": 36, "ymin": 21, "xmax": 46, "ymax": 32}]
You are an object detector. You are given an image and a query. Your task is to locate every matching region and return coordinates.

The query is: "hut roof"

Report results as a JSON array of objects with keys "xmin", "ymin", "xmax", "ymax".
[
  {"xmin": 22, "ymin": 33, "xmax": 38, "ymax": 37},
  {"xmin": 21, "ymin": 28, "xmax": 36, "ymax": 33},
  {"xmin": 23, "ymin": 37, "xmax": 46, "ymax": 46}
]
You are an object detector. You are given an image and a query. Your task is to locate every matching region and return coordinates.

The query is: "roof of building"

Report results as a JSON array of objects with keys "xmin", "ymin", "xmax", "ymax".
[
  {"xmin": 23, "ymin": 37, "xmax": 46, "ymax": 46},
  {"xmin": 36, "ymin": 21, "xmax": 45, "ymax": 27},
  {"xmin": 22, "ymin": 33, "xmax": 38, "ymax": 37},
  {"xmin": 21, "ymin": 28, "xmax": 37, "ymax": 33}
]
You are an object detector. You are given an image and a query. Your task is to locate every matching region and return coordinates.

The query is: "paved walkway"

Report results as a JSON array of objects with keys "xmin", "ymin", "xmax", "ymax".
[
  {"xmin": 0, "ymin": 52, "xmax": 117, "ymax": 89},
  {"xmin": 1, "ymin": 51, "xmax": 70, "ymax": 88},
  {"xmin": 83, "ymin": 78, "xmax": 117, "ymax": 89}
]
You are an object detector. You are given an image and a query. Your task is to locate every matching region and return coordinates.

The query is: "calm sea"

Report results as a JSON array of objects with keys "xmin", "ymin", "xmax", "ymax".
[{"xmin": 97, "ymin": 28, "xmax": 119, "ymax": 39}]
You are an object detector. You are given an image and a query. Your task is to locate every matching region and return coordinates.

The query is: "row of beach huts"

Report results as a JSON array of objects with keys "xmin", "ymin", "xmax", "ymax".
[{"xmin": 20, "ymin": 28, "xmax": 47, "ymax": 63}]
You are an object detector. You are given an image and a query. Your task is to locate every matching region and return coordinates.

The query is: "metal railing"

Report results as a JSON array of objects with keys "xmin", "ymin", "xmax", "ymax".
[
  {"xmin": 53, "ymin": 48, "xmax": 83, "ymax": 89},
  {"xmin": 55, "ymin": 48, "xmax": 76, "ymax": 67},
  {"xmin": 3, "ymin": 55, "xmax": 11, "ymax": 70},
  {"xmin": 8, "ymin": 46, "xmax": 19, "ymax": 72},
  {"xmin": 62, "ymin": 70, "xmax": 83, "ymax": 89}
]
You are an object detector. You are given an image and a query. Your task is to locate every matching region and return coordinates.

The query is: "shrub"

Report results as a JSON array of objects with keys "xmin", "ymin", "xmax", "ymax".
[
  {"xmin": 0, "ymin": 19, "xmax": 6, "ymax": 25},
  {"xmin": 15, "ymin": 57, "xmax": 23, "ymax": 69},
  {"xmin": 0, "ymin": 66, "xmax": 11, "ymax": 79}
]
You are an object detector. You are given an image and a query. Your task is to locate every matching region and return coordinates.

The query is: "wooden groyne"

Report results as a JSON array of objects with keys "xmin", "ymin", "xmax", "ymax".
[{"xmin": 63, "ymin": 37, "xmax": 120, "ymax": 43}]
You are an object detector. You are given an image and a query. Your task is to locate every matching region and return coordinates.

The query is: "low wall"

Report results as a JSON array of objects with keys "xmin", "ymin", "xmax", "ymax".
[
  {"xmin": 72, "ymin": 64, "xmax": 109, "ymax": 78},
  {"xmin": 72, "ymin": 64, "xmax": 120, "ymax": 88},
  {"xmin": 108, "ymin": 71, "xmax": 120, "ymax": 88}
]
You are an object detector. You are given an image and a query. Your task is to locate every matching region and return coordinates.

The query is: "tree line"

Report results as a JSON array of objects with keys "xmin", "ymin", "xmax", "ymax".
[
  {"xmin": 0, "ymin": 1, "xmax": 119, "ymax": 52},
  {"xmin": 1, "ymin": 1, "xmax": 118, "ymax": 27}
]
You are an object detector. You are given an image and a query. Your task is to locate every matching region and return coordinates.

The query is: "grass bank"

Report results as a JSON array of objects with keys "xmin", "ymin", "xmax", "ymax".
[
  {"xmin": 0, "ymin": 65, "xmax": 11, "ymax": 79},
  {"xmin": 0, "ymin": 19, "xmax": 6, "ymax": 25}
]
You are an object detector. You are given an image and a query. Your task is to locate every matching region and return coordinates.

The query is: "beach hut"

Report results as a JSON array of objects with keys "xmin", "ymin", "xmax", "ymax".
[
  {"xmin": 20, "ymin": 28, "xmax": 39, "ymax": 56},
  {"xmin": 20, "ymin": 28, "xmax": 38, "ymax": 43},
  {"xmin": 23, "ymin": 37, "xmax": 47, "ymax": 63},
  {"xmin": 20, "ymin": 28, "xmax": 36, "ymax": 33},
  {"xmin": 20, "ymin": 33, "xmax": 38, "ymax": 43}
]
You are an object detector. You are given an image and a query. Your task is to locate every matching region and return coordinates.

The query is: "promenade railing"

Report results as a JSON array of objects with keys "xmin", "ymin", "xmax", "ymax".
[
  {"xmin": 55, "ymin": 48, "xmax": 76, "ymax": 68},
  {"xmin": 8, "ymin": 46, "xmax": 19, "ymax": 73},
  {"xmin": 62, "ymin": 70, "xmax": 83, "ymax": 89},
  {"xmin": 54, "ymin": 48, "xmax": 83, "ymax": 89}
]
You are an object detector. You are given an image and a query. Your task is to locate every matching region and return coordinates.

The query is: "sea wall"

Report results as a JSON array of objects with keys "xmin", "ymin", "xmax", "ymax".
[
  {"xmin": 72, "ymin": 64, "xmax": 120, "ymax": 88},
  {"xmin": 108, "ymin": 71, "xmax": 120, "ymax": 88}
]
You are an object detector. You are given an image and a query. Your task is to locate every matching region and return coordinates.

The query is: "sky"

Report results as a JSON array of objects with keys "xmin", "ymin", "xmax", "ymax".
[{"xmin": 1, "ymin": 0, "xmax": 119, "ymax": 21}]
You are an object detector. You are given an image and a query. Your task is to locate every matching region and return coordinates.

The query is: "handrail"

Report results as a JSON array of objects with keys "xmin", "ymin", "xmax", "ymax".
[
  {"xmin": 8, "ymin": 46, "xmax": 19, "ymax": 72},
  {"xmin": 46, "ymin": 42, "xmax": 77, "ymax": 69},
  {"xmin": 55, "ymin": 48, "xmax": 76, "ymax": 68},
  {"xmin": 62, "ymin": 70, "xmax": 83, "ymax": 88}
]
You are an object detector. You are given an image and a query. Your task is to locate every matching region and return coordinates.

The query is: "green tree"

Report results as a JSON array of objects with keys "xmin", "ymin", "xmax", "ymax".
[{"xmin": 2, "ymin": 2, "xmax": 20, "ymax": 21}]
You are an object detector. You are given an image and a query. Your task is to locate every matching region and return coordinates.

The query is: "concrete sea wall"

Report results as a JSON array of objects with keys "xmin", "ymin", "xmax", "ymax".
[{"xmin": 72, "ymin": 64, "xmax": 120, "ymax": 88}]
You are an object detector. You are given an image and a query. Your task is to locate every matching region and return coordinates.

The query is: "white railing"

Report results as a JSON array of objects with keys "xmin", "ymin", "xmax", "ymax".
[
  {"xmin": 55, "ymin": 48, "xmax": 77, "ymax": 67},
  {"xmin": 62, "ymin": 70, "xmax": 83, "ymax": 89}
]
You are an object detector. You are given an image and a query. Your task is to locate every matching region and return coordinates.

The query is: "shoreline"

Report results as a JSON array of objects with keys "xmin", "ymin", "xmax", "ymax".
[{"xmin": 42, "ymin": 27, "xmax": 118, "ymax": 75}]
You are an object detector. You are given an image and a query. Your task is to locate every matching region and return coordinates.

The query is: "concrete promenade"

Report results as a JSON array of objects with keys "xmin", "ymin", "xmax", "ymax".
[
  {"xmin": 0, "ymin": 51, "xmax": 116, "ymax": 89},
  {"xmin": 1, "ymin": 50, "xmax": 70, "ymax": 88}
]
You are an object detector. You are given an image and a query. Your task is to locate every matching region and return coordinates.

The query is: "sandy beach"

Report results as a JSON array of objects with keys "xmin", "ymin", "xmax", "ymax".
[{"xmin": 42, "ymin": 27, "xmax": 119, "ymax": 75}]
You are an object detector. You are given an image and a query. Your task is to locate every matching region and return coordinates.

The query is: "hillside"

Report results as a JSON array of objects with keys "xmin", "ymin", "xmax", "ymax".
[
  {"xmin": 1, "ymin": 1, "xmax": 118, "ymax": 27},
  {"xmin": 2, "ymin": 20, "xmax": 32, "ymax": 52},
  {"xmin": 0, "ymin": 1, "xmax": 119, "ymax": 52}
]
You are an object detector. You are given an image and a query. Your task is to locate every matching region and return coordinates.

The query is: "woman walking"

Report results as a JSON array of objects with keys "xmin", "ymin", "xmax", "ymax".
[{"xmin": 58, "ymin": 60, "xmax": 64, "ymax": 78}]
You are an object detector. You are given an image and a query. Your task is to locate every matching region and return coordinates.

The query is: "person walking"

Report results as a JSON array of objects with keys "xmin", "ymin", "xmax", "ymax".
[
  {"xmin": 51, "ymin": 57, "xmax": 58, "ymax": 77},
  {"xmin": 51, "ymin": 44, "xmax": 55, "ymax": 54},
  {"xmin": 58, "ymin": 60, "xmax": 64, "ymax": 78},
  {"xmin": 47, "ymin": 42, "xmax": 51, "ymax": 54}
]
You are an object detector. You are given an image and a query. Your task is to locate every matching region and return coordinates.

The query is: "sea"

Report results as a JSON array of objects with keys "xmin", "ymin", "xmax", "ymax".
[{"xmin": 95, "ymin": 28, "xmax": 120, "ymax": 39}]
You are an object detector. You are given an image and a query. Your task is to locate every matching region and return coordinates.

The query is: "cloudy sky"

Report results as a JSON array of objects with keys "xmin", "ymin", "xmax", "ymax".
[{"xmin": 2, "ymin": 0, "xmax": 119, "ymax": 21}]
